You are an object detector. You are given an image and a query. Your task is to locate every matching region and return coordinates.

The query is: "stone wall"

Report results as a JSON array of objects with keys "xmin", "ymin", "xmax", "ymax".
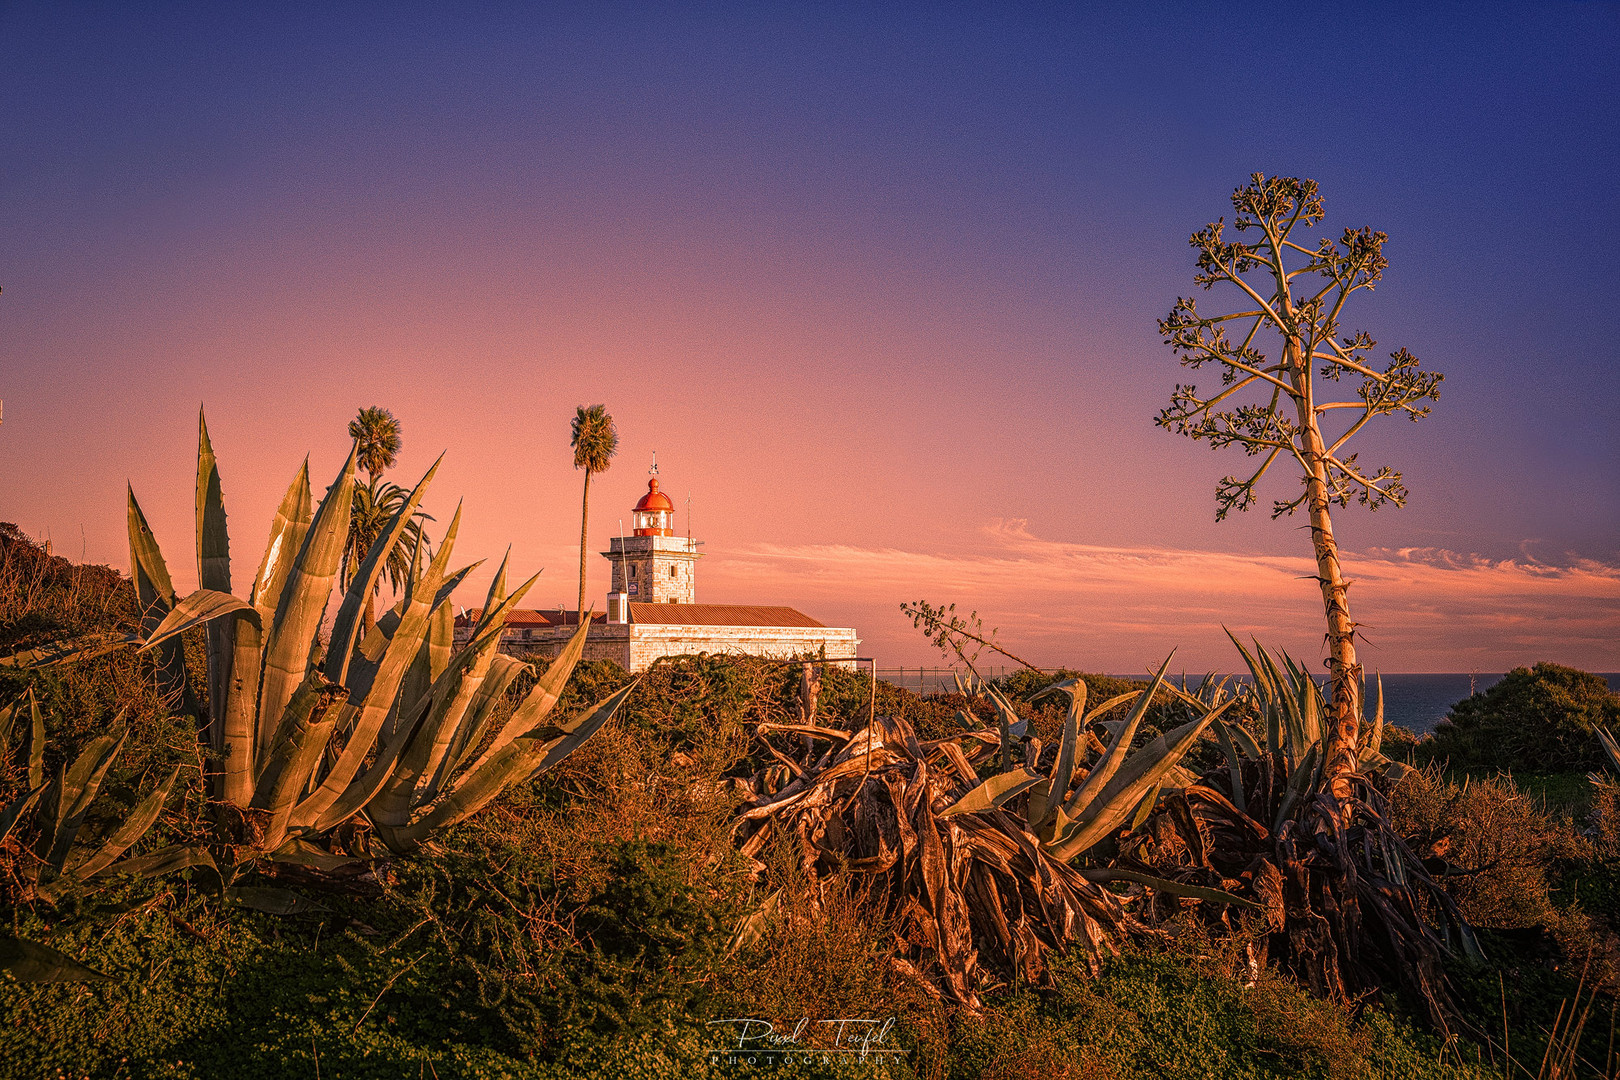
[
  {"xmin": 626, "ymin": 624, "xmax": 859, "ymax": 672},
  {"xmin": 508, "ymin": 622, "xmax": 857, "ymax": 673}
]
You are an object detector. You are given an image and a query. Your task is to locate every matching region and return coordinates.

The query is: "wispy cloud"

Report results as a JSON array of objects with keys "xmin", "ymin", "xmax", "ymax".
[{"xmin": 708, "ymin": 520, "xmax": 1620, "ymax": 671}]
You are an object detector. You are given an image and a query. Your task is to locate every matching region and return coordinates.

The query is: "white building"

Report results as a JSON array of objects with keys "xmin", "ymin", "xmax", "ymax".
[{"xmin": 454, "ymin": 475, "xmax": 859, "ymax": 672}]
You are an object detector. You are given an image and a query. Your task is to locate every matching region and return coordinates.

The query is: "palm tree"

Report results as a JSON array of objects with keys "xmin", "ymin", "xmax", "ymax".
[
  {"xmin": 570, "ymin": 405, "xmax": 618, "ymax": 620},
  {"xmin": 341, "ymin": 480, "xmax": 429, "ymax": 633},
  {"xmin": 349, "ymin": 406, "xmax": 402, "ymax": 485},
  {"xmin": 344, "ymin": 406, "xmax": 422, "ymax": 633}
]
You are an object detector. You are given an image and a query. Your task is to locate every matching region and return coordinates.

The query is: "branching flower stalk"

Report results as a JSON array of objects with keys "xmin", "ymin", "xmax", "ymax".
[
  {"xmin": 1156, "ymin": 175, "xmax": 1443, "ymax": 807},
  {"xmin": 900, "ymin": 600, "xmax": 1041, "ymax": 677}
]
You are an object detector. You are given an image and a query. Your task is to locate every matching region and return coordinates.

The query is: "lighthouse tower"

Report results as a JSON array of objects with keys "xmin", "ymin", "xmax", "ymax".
[{"xmin": 602, "ymin": 477, "xmax": 700, "ymax": 619}]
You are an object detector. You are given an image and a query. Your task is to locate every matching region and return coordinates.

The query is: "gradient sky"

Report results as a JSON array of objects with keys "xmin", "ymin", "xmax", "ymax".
[{"xmin": 2, "ymin": 4, "xmax": 1616, "ymax": 672}]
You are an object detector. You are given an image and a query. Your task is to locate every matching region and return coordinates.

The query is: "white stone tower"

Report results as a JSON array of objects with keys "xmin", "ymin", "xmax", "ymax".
[{"xmin": 602, "ymin": 476, "xmax": 700, "ymax": 618}]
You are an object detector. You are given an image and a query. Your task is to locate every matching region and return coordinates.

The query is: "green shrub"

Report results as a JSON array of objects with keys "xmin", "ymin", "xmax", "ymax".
[{"xmin": 1424, "ymin": 663, "xmax": 1620, "ymax": 773}]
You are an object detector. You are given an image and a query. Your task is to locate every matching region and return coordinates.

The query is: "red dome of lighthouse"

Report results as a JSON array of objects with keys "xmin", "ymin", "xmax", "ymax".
[
  {"xmin": 634, "ymin": 478, "xmax": 674, "ymax": 513},
  {"xmin": 632, "ymin": 478, "xmax": 675, "ymax": 536}
]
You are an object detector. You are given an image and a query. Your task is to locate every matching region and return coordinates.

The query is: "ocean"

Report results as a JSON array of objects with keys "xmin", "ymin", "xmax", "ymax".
[
  {"xmin": 1370, "ymin": 673, "xmax": 1620, "ymax": 735},
  {"xmin": 880, "ymin": 669, "xmax": 1620, "ymax": 735}
]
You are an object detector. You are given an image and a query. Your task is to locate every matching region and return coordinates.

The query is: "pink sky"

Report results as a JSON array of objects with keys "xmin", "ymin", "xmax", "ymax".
[{"xmin": 2, "ymin": 7, "xmax": 1616, "ymax": 674}]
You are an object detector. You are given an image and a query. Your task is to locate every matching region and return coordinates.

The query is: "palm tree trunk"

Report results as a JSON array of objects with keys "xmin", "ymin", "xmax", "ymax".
[
  {"xmin": 578, "ymin": 469, "xmax": 592, "ymax": 622},
  {"xmin": 1289, "ymin": 333, "xmax": 1361, "ymax": 807}
]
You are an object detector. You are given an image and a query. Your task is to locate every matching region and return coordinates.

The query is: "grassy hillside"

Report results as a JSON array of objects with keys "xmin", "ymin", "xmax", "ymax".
[{"xmin": 2, "ymin": 528, "xmax": 1617, "ymax": 1078}]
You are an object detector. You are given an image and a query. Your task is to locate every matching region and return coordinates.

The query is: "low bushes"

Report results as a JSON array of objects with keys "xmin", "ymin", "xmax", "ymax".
[{"xmin": 1423, "ymin": 663, "xmax": 1620, "ymax": 774}]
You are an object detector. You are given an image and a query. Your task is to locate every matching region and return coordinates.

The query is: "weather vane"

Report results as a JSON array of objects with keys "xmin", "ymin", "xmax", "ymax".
[{"xmin": 649, "ymin": 450, "xmax": 659, "ymax": 477}]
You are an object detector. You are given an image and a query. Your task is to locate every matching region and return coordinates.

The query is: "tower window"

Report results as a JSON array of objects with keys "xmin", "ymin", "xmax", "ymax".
[{"xmin": 669, "ymin": 566, "xmax": 677, "ymax": 578}]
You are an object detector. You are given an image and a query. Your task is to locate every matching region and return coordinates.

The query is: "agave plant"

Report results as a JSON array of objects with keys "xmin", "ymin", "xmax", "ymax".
[
  {"xmin": 1118, "ymin": 633, "xmax": 1478, "ymax": 1031},
  {"xmin": 0, "ymin": 689, "xmax": 180, "ymax": 900},
  {"xmin": 730, "ymin": 656, "xmax": 1245, "ymax": 1008},
  {"xmin": 4, "ymin": 410, "xmax": 635, "ymax": 858}
]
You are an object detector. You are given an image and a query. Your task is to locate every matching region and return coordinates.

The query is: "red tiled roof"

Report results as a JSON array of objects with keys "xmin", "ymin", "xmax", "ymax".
[{"xmin": 628, "ymin": 603, "xmax": 826, "ymax": 628}]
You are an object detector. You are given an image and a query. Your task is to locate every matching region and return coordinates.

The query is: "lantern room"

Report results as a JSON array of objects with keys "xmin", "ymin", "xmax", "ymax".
[{"xmin": 632, "ymin": 477, "xmax": 675, "ymax": 536}]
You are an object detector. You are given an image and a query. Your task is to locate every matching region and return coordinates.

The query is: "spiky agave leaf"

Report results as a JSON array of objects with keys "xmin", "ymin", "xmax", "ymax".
[
  {"xmin": 0, "ymin": 631, "xmax": 137, "ymax": 669},
  {"xmin": 196, "ymin": 409, "xmax": 233, "ymax": 752},
  {"xmin": 287, "ymin": 509, "xmax": 463, "ymax": 831},
  {"xmin": 256, "ymin": 448, "xmax": 356, "ymax": 763},
  {"xmin": 1050, "ymin": 697, "xmax": 1237, "ymax": 861},
  {"xmin": 67, "ymin": 766, "xmax": 181, "ymax": 882},
  {"xmin": 221, "ymin": 460, "xmax": 314, "ymax": 802},
  {"xmin": 380, "ymin": 680, "xmax": 639, "ymax": 851},
  {"xmin": 325, "ymin": 453, "xmax": 443, "ymax": 686},
  {"xmin": 127, "ymin": 487, "xmax": 190, "ymax": 704},
  {"xmin": 35, "ymin": 730, "xmax": 127, "ymax": 876},
  {"xmin": 0, "ymin": 934, "xmax": 113, "ymax": 983}
]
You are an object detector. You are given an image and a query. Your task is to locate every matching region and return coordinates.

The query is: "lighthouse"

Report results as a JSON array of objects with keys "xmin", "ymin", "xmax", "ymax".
[
  {"xmin": 456, "ymin": 467, "xmax": 858, "ymax": 671},
  {"xmin": 603, "ymin": 477, "xmax": 701, "ymax": 619}
]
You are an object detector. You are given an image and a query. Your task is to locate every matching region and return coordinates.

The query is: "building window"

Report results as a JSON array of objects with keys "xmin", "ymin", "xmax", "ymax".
[{"xmin": 669, "ymin": 566, "xmax": 677, "ymax": 578}]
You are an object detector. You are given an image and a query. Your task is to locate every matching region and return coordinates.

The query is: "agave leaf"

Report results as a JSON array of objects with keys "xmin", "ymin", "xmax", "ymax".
[
  {"xmin": 1050, "ymin": 678, "xmax": 1086, "ymax": 806},
  {"xmin": 980, "ymin": 685, "xmax": 1028, "ymax": 771},
  {"xmin": 225, "ymin": 885, "xmax": 327, "ymax": 916},
  {"xmin": 139, "ymin": 590, "xmax": 258, "ymax": 652},
  {"xmin": 1128, "ymin": 782, "xmax": 1162, "ymax": 831},
  {"xmin": 939, "ymin": 768, "xmax": 1044, "ymax": 818},
  {"xmin": 1225, "ymin": 718, "xmax": 1263, "ymax": 760},
  {"xmin": 1052, "ymin": 697, "xmax": 1234, "ymax": 861},
  {"xmin": 1598, "ymin": 728, "xmax": 1620, "ymax": 777},
  {"xmin": 726, "ymin": 887, "xmax": 783, "ymax": 958},
  {"xmin": 68, "ymin": 766, "xmax": 181, "ymax": 881},
  {"xmin": 0, "ymin": 785, "xmax": 46, "ymax": 845},
  {"xmin": 0, "ymin": 631, "xmax": 137, "ymax": 669},
  {"xmin": 37, "ymin": 730, "xmax": 127, "ymax": 874},
  {"xmin": 456, "ymin": 616, "xmax": 593, "ymax": 782},
  {"xmin": 952, "ymin": 709, "xmax": 980, "ymax": 730},
  {"xmin": 128, "ymin": 486, "xmax": 192, "ymax": 702},
  {"xmin": 196, "ymin": 409, "xmax": 233, "ymax": 747},
  {"xmin": 0, "ymin": 697, "xmax": 15, "ymax": 749},
  {"xmin": 127, "ymin": 487, "xmax": 177, "ymax": 616},
  {"xmin": 326, "ymin": 454, "xmax": 443, "ymax": 686},
  {"xmin": 1080, "ymin": 868, "xmax": 1264, "ymax": 910},
  {"xmin": 1064, "ymin": 655, "xmax": 1174, "ymax": 816},
  {"xmin": 310, "ymin": 728, "xmax": 406, "ymax": 833},
  {"xmin": 256, "ymin": 448, "xmax": 356, "ymax": 762},
  {"xmin": 252, "ymin": 673, "xmax": 346, "ymax": 850},
  {"xmin": 1210, "ymin": 718, "xmax": 1247, "ymax": 815},
  {"xmin": 1360, "ymin": 673, "xmax": 1386, "ymax": 761},
  {"xmin": 414, "ymin": 565, "xmax": 545, "ymax": 804},
  {"xmin": 446, "ymin": 653, "xmax": 531, "ymax": 778},
  {"xmin": 251, "ymin": 460, "xmax": 313, "ymax": 620},
  {"xmin": 0, "ymin": 933, "xmax": 114, "ymax": 983},
  {"xmin": 1273, "ymin": 743, "xmax": 1321, "ymax": 832},
  {"xmin": 288, "ymin": 516, "xmax": 462, "ymax": 830},
  {"xmin": 383, "ymin": 680, "xmax": 637, "ymax": 851},
  {"xmin": 1298, "ymin": 662, "xmax": 1326, "ymax": 749},
  {"xmin": 1223, "ymin": 628, "xmax": 1271, "ymax": 697},
  {"xmin": 22, "ymin": 687, "xmax": 45, "ymax": 789},
  {"xmin": 269, "ymin": 837, "xmax": 363, "ymax": 873},
  {"xmin": 104, "ymin": 843, "xmax": 218, "ymax": 880},
  {"xmin": 219, "ymin": 609, "xmax": 263, "ymax": 806}
]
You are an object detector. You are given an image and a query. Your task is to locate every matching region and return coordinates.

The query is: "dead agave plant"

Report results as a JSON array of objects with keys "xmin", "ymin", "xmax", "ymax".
[
  {"xmin": 731, "ymin": 656, "xmax": 1248, "ymax": 1009},
  {"xmin": 1119, "ymin": 632, "xmax": 1480, "ymax": 1031},
  {"xmin": 2, "ymin": 410, "xmax": 635, "ymax": 861}
]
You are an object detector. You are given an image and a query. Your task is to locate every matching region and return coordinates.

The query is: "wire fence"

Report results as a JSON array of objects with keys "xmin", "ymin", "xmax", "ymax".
[{"xmin": 875, "ymin": 666, "xmax": 1030, "ymax": 696}]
